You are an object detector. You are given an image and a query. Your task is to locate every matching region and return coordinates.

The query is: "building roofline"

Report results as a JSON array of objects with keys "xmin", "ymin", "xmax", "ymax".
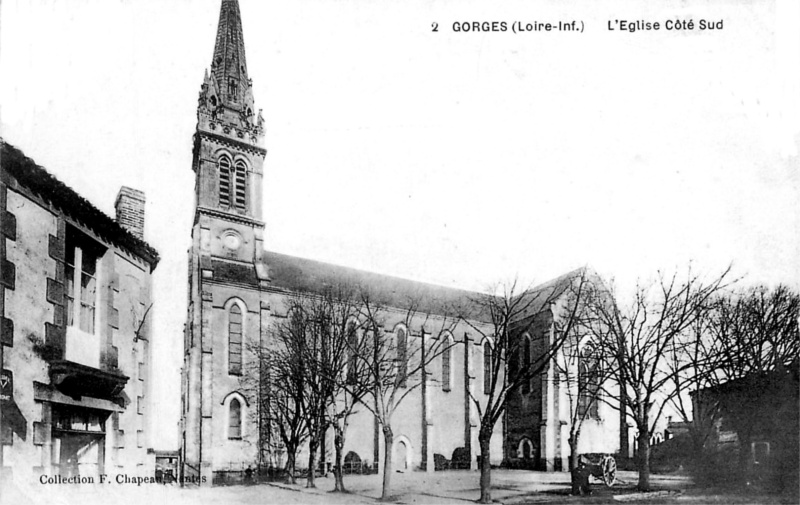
[{"xmin": 1, "ymin": 139, "xmax": 160, "ymax": 269}]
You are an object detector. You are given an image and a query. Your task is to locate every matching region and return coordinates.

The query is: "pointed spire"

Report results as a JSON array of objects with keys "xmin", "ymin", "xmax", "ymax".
[{"xmin": 211, "ymin": 0, "xmax": 250, "ymax": 108}]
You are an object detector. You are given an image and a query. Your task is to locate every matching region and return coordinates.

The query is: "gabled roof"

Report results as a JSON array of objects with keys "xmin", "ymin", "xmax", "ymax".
[
  {"xmin": 691, "ymin": 360, "xmax": 800, "ymax": 398},
  {"xmin": 512, "ymin": 267, "xmax": 590, "ymax": 321},
  {"xmin": 0, "ymin": 140, "xmax": 160, "ymax": 268},
  {"xmin": 263, "ymin": 250, "xmax": 491, "ymax": 321},
  {"xmin": 262, "ymin": 250, "xmax": 590, "ymax": 325}
]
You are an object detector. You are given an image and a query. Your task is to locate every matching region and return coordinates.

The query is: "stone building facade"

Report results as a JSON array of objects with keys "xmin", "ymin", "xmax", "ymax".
[
  {"xmin": 180, "ymin": 0, "xmax": 624, "ymax": 484},
  {"xmin": 0, "ymin": 140, "xmax": 159, "ymax": 483},
  {"xmin": 503, "ymin": 272, "xmax": 624, "ymax": 471}
]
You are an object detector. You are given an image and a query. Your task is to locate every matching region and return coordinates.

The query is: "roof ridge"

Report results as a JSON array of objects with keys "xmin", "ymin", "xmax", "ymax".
[
  {"xmin": 263, "ymin": 249, "xmax": 488, "ymax": 297},
  {"xmin": 1, "ymin": 139, "xmax": 160, "ymax": 269}
]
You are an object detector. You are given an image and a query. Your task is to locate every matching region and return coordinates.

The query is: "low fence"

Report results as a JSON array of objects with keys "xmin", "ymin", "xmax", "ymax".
[
  {"xmin": 211, "ymin": 460, "xmax": 379, "ymax": 486},
  {"xmin": 211, "ymin": 464, "xmax": 286, "ymax": 486}
]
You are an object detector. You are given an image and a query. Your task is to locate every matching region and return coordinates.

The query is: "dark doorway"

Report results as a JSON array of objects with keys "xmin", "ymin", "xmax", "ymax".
[{"xmin": 52, "ymin": 405, "xmax": 108, "ymax": 478}]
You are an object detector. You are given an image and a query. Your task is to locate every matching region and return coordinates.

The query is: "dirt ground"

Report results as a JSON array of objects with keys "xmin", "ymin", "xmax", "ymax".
[{"xmin": 1, "ymin": 469, "xmax": 794, "ymax": 505}]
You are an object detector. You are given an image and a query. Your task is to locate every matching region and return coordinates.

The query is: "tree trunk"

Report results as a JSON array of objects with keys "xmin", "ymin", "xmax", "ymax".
[
  {"xmin": 381, "ymin": 425, "xmax": 394, "ymax": 501},
  {"xmin": 637, "ymin": 429, "xmax": 651, "ymax": 491},
  {"xmin": 333, "ymin": 426, "xmax": 346, "ymax": 492},
  {"xmin": 738, "ymin": 429, "xmax": 752, "ymax": 484},
  {"xmin": 285, "ymin": 450, "xmax": 297, "ymax": 485},
  {"xmin": 307, "ymin": 438, "xmax": 318, "ymax": 488},
  {"xmin": 729, "ymin": 413, "xmax": 756, "ymax": 483},
  {"xmin": 569, "ymin": 434, "xmax": 582, "ymax": 495},
  {"xmin": 478, "ymin": 431, "xmax": 492, "ymax": 504}
]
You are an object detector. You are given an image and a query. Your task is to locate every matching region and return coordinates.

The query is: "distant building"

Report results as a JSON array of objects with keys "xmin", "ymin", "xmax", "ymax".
[
  {"xmin": 663, "ymin": 418, "xmax": 691, "ymax": 442},
  {"xmin": 154, "ymin": 450, "xmax": 180, "ymax": 483},
  {"xmin": 180, "ymin": 0, "xmax": 625, "ymax": 485},
  {"xmin": 691, "ymin": 363, "xmax": 799, "ymax": 492},
  {"xmin": 0, "ymin": 140, "xmax": 159, "ymax": 483}
]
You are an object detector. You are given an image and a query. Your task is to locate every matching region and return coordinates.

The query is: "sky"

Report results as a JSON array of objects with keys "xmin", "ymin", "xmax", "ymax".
[{"xmin": 1, "ymin": 0, "xmax": 798, "ymax": 450}]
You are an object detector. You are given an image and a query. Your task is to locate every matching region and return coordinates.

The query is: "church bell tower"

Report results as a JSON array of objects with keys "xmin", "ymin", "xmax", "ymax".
[
  {"xmin": 192, "ymin": 0, "xmax": 268, "ymax": 261},
  {"xmin": 182, "ymin": 0, "xmax": 270, "ymax": 485}
]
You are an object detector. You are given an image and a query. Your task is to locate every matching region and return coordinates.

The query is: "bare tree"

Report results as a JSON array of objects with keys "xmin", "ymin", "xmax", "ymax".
[
  {"xmin": 461, "ymin": 270, "xmax": 593, "ymax": 504},
  {"xmin": 584, "ymin": 266, "xmax": 732, "ymax": 491},
  {"xmin": 260, "ymin": 294, "xmax": 340, "ymax": 489},
  {"xmin": 698, "ymin": 285, "xmax": 798, "ymax": 472},
  {"xmin": 350, "ymin": 288, "xmax": 458, "ymax": 501},
  {"xmin": 664, "ymin": 313, "xmax": 721, "ymax": 457},
  {"xmin": 300, "ymin": 283, "xmax": 374, "ymax": 492},
  {"xmin": 252, "ymin": 344, "xmax": 308, "ymax": 484},
  {"xmin": 292, "ymin": 297, "xmax": 333, "ymax": 489},
  {"xmin": 709, "ymin": 285, "xmax": 798, "ymax": 379},
  {"xmin": 665, "ymin": 284, "xmax": 798, "ymax": 470},
  {"xmin": 244, "ymin": 306, "xmax": 309, "ymax": 484},
  {"xmin": 258, "ymin": 282, "xmax": 415, "ymax": 492},
  {"xmin": 251, "ymin": 282, "xmax": 456, "ymax": 496},
  {"xmin": 552, "ymin": 279, "xmax": 618, "ymax": 494}
]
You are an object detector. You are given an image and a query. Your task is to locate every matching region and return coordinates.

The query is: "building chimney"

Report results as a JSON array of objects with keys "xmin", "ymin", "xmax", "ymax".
[{"xmin": 115, "ymin": 186, "xmax": 146, "ymax": 240}]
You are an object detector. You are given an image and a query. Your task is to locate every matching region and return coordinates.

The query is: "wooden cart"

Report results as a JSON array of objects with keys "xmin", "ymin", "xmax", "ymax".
[{"xmin": 580, "ymin": 454, "xmax": 617, "ymax": 487}]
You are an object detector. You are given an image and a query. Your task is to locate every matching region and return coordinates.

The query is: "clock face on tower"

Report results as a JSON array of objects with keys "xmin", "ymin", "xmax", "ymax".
[{"xmin": 222, "ymin": 230, "xmax": 242, "ymax": 251}]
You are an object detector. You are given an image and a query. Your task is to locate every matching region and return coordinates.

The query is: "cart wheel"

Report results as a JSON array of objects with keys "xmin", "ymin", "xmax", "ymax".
[{"xmin": 602, "ymin": 456, "xmax": 616, "ymax": 487}]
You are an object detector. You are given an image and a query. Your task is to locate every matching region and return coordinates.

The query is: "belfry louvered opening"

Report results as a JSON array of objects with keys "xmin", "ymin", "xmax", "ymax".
[
  {"xmin": 218, "ymin": 155, "xmax": 247, "ymax": 212},
  {"xmin": 234, "ymin": 160, "xmax": 247, "ymax": 211},
  {"xmin": 218, "ymin": 155, "xmax": 232, "ymax": 207}
]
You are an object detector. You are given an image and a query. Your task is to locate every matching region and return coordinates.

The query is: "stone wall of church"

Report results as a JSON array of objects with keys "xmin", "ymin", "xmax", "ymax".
[
  {"xmin": 196, "ymin": 290, "xmax": 506, "ymax": 478},
  {"xmin": 205, "ymin": 284, "xmax": 263, "ymax": 473},
  {"xmin": 504, "ymin": 310, "xmax": 550, "ymax": 470},
  {"xmin": 504, "ymin": 302, "xmax": 623, "ymax": 472},
  {"xmin": 310, "ymin": 311, "xmax": 506, "ymax": 474}
]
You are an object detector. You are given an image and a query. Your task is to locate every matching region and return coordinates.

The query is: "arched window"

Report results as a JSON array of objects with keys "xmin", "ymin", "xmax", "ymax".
[
  {"xmin": 441, "ymin": 334, "xmax": 452, "ymax": 392},
  {"xmin": 523, "ymin": 335, "xmax": 531, "ymax": 365},
  {"xmin": 483, "ymin": 342, "xmax": 492, "ymax": 394},
  {"xmin": 218, "ymin": 155, "xmax": 232, "ymax": 207},
  {"xmin": 396, "ymin": 327, "xmax": 407, "ymax": 388},
  {"xmin": 518, "ymin": 438, "xmax": 533, "ymax": 460},
  {"xmin": 228, "ymin": 398, "xmax": 242, "ymax": 439},
  {"xmin": 521, "ymin": 335, "xmax": 532, "ymax": 394},
  {"xmin": 233, "ymin": 159, "xmax": 247, "ymax": 211},
  {"xmin": 228, "ymin": 304, "xmax": 243, "ymax": 375},
  {"xmin": 346, "ymin": 321, "xmax": 358, "ymax": 385},
  {"xmin": 578, "ymin": 344, "xmax": 601, "ymax": 419},
  {"xmin": 288, "ymin": 305, "xmax": 304, "ymax": 331}
]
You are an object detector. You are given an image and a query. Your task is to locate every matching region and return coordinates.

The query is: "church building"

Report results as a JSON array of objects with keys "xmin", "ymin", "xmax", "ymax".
[{"xmin": 181, "ymin": 0, "xmax": 624, "ymax": 485}]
